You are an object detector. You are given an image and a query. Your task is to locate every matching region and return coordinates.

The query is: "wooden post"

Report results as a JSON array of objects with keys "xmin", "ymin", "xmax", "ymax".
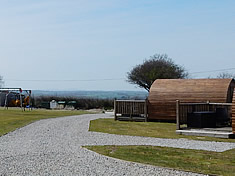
[
  {"xmin": 144, "ymin": 99, "xmax": 148, "ymax": 122},
  {"xmin": 29, "ymin": 93, "xmax": 31, "ymax": 111},
  {"xmin": 114, "ymin": 99, "xmax": 117, "ymax": 120},
  {"xmin": 207, "ymin": 100, "xmax": 210, "ymax": 111},
  {"xmin": 4, "ymin": 92, "xmax": 9, "ymax": 109},
  {"xmin": 20, "ymin": 93, "xmax": 23, "ymax": 111},
  {"xmin": 29, "ymin": 90, "xmax": 32, "ymax": 111},
  {"xmin": 130, "ymin": 102, "xmax": 133, "ymax": 121},
  {"xmin": 176, "ymin": 100, "xmax": 180, "ymax": 130}
]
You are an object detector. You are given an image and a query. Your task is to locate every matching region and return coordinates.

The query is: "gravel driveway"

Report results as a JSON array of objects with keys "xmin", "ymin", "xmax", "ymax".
[{"xmin": 1, "ymin": 113, "xmax": 235, "ymax": 176}]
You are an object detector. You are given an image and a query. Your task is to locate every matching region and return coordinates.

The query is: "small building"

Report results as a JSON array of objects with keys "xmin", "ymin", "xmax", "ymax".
[
  {"xmin": 148, "ymin": 79, "xmax": 235, "ymax": 121},
  {"xmin": 50, "ymin": 100, "xmax": 58, "ymax": 109},
  {"xmin": 58, "ymin": 101, "xmax": 66, "ymax": 109}
]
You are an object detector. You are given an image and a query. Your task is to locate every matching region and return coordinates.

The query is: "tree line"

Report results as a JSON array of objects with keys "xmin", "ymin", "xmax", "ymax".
[{"xmin": 32, "ymin": 96, "xmax": 114, "ymax": 110}]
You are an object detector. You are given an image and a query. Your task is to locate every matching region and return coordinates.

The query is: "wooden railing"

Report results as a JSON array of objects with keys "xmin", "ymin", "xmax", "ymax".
[
  {"xmin": 232, "ymin": 90, "xmax": 235, "ymax": 134},
  {"xmin": 176, "ymin": 100, "xmax": 232, "ymax": 129},
  {"xmin": 114, "ymin": 99, "xmax": 148, "ymax": 121}
]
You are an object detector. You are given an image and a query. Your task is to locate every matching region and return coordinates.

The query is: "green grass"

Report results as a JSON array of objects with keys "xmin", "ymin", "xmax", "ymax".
[
  {"xmin": 85, "ymin": 145, "xmax": 235, "ymax": 176},
  {"xmin": 89, "ymin": 118, "xmax": 235, "ymax": 142},
  {"xmin": 0, "ymin": 107, "xmax": 91, "ymax": 136}
]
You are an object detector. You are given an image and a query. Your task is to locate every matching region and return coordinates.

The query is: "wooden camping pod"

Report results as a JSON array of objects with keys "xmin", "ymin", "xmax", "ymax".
[{"xmin": 148, "ymin": 79, "xmax": 235, "ymax": 121}]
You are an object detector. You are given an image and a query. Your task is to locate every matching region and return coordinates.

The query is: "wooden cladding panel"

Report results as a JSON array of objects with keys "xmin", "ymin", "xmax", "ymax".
[
  {"xmin": 232, "ymin": 90, "xmax": 235, "ymax": 134},
  {"xmin": 148, "ymin": 79, "xmax": 234, "ymax": 120}
]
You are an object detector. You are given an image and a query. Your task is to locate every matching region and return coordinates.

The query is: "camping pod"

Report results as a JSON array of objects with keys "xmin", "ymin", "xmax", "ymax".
[{"xmin": 148, "ymin": 79, "xmax": 235, "ymax": 121}]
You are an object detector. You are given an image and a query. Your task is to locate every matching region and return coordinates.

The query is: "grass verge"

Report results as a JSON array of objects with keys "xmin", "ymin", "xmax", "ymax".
[
  {"xmin": 0, "ymin": 108, "xmax": 90, "ymax": 136},
  {"xmin": 89, "ymin": 118, "xmax": 235, "ymax": 142},
  {"xmin": 85, "ymin": 145, "xmax": 235, "ymax": 176}
]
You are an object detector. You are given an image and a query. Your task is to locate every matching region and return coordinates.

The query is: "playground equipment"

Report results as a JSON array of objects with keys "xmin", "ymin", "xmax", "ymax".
[{"xmin": 0, "ymin": 88, "xmax": 32, "ymax": 110}]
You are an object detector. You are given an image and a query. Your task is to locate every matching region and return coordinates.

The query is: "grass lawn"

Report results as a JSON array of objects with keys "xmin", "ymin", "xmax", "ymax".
[
  {"xmin": 86, "ymin": 145, "xmax": 235, "ymax": 176},
  {"xmin": 89, "ymin": 118, "xmax": 235, "ymax": 143},
  {"xmin": 0, "ymin": 107, "xmax": 91, "ymax": 136}
]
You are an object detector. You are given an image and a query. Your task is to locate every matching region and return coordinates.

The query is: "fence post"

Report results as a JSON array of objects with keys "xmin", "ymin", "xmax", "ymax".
[
  {"xmin": 114, "ymin": 99, "xmax": 117, "ymax": 121},
  {"xmin": 176, "ymin": 100, "xmax": 180, "ymax": 130},
  {"xmin": 207, "ymin": 100, "xmax": 210, "ymax": 111},
  {"xmin": 20, "ymin": 92, "xmax": 23, "ymax": 112},
  {"xmin": 144, "ymin": 99, "xmax": 148, "ymax": 122},
  {"xmin": 4, "ymin": 93, "xmax": 9, "ymax": 109},
  {"xmin": 130, "ymin": 101, "xmax": 133, "ymax": 121}
]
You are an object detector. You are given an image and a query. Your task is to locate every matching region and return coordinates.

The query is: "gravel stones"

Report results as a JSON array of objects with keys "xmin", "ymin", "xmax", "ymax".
[{"xmin": 1, "ymin": 113, "xmax": 234, "ymax": 175}]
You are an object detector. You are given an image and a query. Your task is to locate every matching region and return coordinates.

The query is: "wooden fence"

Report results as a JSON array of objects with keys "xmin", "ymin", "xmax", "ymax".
[
  {"xmin": 232, "ymin": 90, "xmax": 235, "ymax": 134},
  {"xmin": 114, "ymin": 100, "xmax": 148, "ymax": 121},
  {"xmin": 176, "ymin": 100, "xmax": 232, "ymax": 130}
]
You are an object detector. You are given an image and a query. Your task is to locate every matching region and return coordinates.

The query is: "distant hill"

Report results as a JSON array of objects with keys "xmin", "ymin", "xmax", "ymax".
[{"xmin": 32, "ymin": 90, "xmax": 148, "ymax": 100}]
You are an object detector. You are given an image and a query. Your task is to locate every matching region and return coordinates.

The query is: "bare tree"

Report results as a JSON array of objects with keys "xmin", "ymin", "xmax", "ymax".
[
  {"xmin": 0, "ymin": 75, "xmax": 4, "ymax": 88},
  {"xmin": 127, "ymin": 54, "xmax": 188, "ymax": 91},
  {"xmin": 217, "ymin": 72, "xmax": 235, "ymax": 79}
]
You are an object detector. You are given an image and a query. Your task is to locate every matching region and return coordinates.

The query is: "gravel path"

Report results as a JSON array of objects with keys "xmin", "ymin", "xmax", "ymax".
[{"xmin": 1, "ymin": 113, "xmax": 235, "ymax": 176}]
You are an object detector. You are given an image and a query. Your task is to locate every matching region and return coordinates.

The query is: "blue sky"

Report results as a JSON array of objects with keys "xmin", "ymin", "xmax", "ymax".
[{"xmin": 0, "ymin": 0, "xmax": 235, "ymax": 91}]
